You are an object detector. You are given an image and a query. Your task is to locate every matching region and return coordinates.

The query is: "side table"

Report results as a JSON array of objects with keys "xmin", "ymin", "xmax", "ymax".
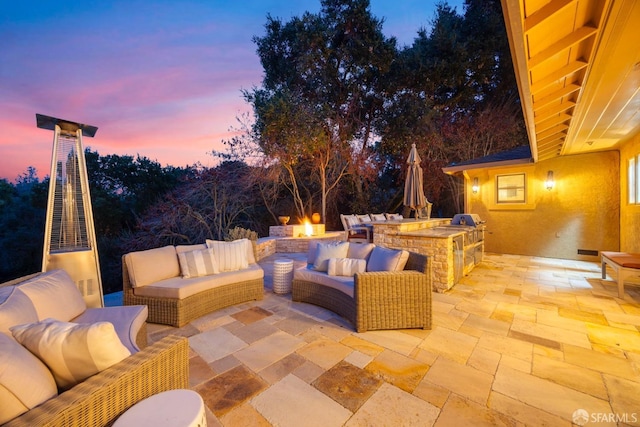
[
  {"xmin": 113, "ymin": 389, "xmax": 206, "ymax": 427},
  {"xmin": 273, "ymin": 258, "xmax": 294, "ymax": 294}
]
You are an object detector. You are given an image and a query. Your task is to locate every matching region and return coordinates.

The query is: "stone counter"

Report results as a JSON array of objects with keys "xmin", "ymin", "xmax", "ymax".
[{"xmin": 372, "ymin": 218, "xmax": 480, "ymax": 292}]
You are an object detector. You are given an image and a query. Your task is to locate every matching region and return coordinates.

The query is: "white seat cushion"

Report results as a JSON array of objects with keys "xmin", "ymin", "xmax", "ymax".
[
  {"xmin": 294, "ymin": 266, "xmax": 355, "ymax": 298},
  {"xmin": 133, "ymin": 263, "xmax": 264, "ymax": 299}
]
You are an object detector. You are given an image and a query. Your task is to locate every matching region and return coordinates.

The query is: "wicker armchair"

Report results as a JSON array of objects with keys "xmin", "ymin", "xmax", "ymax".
[
  {"xmin": 292, "ymin": 251, "xmax": 432, "ymax": 332},
  {"xmin": 5, "ymin": 335, "xmax": 189, "ymax": 427}
]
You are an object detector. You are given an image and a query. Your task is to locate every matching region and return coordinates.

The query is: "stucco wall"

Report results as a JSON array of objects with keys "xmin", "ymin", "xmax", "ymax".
[
  {"xmin": 467, "ymin": 151, "xmax": 619, "ymax": 261},
  {"xmin": 620, "ymin": 133, "xmax": 640, "ymax": 252}
]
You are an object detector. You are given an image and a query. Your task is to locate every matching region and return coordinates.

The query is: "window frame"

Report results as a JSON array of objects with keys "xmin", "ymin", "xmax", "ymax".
[{"xmin": 496, "ymin": 173, "xmax": 527, "ymax": 204}]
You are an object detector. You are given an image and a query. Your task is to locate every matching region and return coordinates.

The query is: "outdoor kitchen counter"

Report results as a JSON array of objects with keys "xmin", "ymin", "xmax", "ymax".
[
  {"xmin": 397, "ymin": 228, "xmax": 466, "ymax": 238},
  {"xmin": 374, "ymin": 219, "xmax": 480, "ymax": 292}
]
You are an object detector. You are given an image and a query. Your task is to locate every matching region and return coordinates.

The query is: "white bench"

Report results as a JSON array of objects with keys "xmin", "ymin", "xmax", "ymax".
[{"xmin": 601, "ymin": 251, "xmax": 640, "ymax": 297}]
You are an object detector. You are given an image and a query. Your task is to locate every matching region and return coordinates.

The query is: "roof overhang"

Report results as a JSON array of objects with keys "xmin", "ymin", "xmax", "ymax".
[
  {"xmin": 500, "ymin": 0, "xmax": 640, "ymax": 162},
  {"xmin": 443, "ymin": 157, "xmax": 533, "ymax": 174}
]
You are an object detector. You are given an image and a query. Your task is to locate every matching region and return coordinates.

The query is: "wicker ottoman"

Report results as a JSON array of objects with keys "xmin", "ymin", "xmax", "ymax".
[{"xmin": 273, "ymin": 259, "xmax": 294, "ymax": 294}]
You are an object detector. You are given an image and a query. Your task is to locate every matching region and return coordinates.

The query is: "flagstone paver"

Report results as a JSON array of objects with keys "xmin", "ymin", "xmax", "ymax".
[
  {"xmin": 364, "ymin": 349, "xmax": 430, "ymax": 393},
  {"xmin": 424, "ymin": 357, "xmax": 493, "ymax": 405},
  {"xmin": 493, "ymin": 365, "xmax": 613, "ymax": 422},
  {"xmin": 144, "ymin": 252, "xmax": 640, "ymax": 426},
  {"xmin": 344, "ymin": 383, "xmax": 439, "ymax": 427},
  {"xmin": 436, "ymin": 393, "xmax": 516, "ymax": 427},
  {"xmin": 251, "ymin": 374, "xmax": 352, "ymax": 427}
]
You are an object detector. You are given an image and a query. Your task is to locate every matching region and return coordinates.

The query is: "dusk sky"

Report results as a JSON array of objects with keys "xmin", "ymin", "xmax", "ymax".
[{"xmin": 1, "ymin": 0, "xmax": 463, "ymax": 182}]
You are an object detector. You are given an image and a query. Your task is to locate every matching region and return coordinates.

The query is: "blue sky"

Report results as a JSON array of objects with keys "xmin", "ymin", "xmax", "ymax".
[{"xmin": 0, "ymin": 0, "xmax": 464, "ymax": 181}]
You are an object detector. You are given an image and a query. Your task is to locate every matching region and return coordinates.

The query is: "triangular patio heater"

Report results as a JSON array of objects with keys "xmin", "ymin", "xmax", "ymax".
[{"xmin": 36, "ymin": 113, "xmax": 104, "ymax": 308}]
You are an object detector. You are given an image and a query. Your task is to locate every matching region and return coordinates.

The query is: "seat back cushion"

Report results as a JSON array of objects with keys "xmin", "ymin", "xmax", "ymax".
[
  {"xmin": 177, "ymin": 248, "xmax": 220, "ymax": 278},
  {"xmin": 385, "ymin": 213, "xmax": 403, "ymax": 220},
  {"xmin": 125, "ymin": 245, "xmax": 180, "ymax": 288},
  {"xmin": 206, "ymin": 239, "xmax": 250, "ymax": 272},
  {"xmin": 0, "ymin": 332, "xmax": 57, "ymax": 424},
  {"xmin": 357, "ymin": 214, "xmax": 372, "ymax": 223},
  {"xmin": 0, "ymin": 287, "xmax": 38, "ymax": 336},
  {"xmin": 313, "ymin": 241, "xmax": 349, "ymax": 272},
  {"xmin": 347, "ymin": 243, "xmax": 375, "ymax": 261},
  {"xmin": 370, "ymin": 213, "xmax": 386, "ymax": 221},
  {"xmin": 175, "ymin": 243, "xmax": 207, "ymax": 254},
  {"xmin": 11, "ymin": 319, "xmax": 131, "ymax": 390},
  {"xmin": 306, "ymin": 240, "xmax": 326, "ymax": 264},
  {"xmin": 17, "ymin": 269, "xmax": 86, "ymax": 322},
  {"xmin": 73, "ymin": 305, "xmax": 148, "ymax": 354},
  {"xmin": 367, "ymin": 246, "xmax": 410, "ymax": 272}
]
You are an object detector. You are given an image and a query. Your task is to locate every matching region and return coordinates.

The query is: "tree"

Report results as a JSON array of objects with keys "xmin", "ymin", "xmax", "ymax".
[
  {"xmin": 244, "ymin": 0, "xmax": 397, "ymax": 222},
  {"xmin": 120, "ymin": 161, "xmax": 262, "ymax": 252},
  {"xmin": 377, "ymin": 0, "xmax": 526, "ymax": 215}
]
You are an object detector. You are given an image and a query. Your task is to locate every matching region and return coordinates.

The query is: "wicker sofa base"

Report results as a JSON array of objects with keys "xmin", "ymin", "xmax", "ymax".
[
  {"xmin": 292, "ymin": 251, "xmax": 432, "ymax": 333},
  {"xmin": 5, "ymin": 335, "xmax": 189, "ymax": 427},
  {"xmin": 124, "ymin": 278, "xmax": 264, "ymax": 328},
  {"xmin": 292, "ymin": 280, "xmax": 356, "ymax": 326}
]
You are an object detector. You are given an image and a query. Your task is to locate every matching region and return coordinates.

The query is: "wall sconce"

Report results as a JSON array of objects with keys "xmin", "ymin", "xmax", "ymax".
[
  {"xmin": 472, "ymin": 177, "xmax": 479, "ymax": 194},
  {"xmin": 545, "ymin": 171, "xmax": 554, "ymax": 190}
]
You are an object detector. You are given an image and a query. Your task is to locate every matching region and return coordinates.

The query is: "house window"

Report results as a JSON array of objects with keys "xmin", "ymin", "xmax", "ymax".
[
  {"xmin": 496, "ymin": 173, "xmax": 526, "ymax": 203},
  {"xmin": 630, "ymin": 157, "xmax": 636, "ymax": 204},
  {"xmin": 630, "ymin": 155, "xmax": 640, "ymax": 205}
]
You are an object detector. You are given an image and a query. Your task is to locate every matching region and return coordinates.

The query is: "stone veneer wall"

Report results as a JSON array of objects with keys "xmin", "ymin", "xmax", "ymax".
[
  {"xmin": 375, "ymin": 231, "xmax": 457, "ymax": 292},
  {"xmin": 269, "ymin": 224, "xmax": 325, "ymax": 237},
  {"xmin": 255, "ymin": 231, "xmax": 345, "ymax": 260},
  {"xmin": 255, "ymin": 237, "xmax": 277, "ymax": 261},
  {"xmin": 372, "ymin": 219, "xmax": 457, "ymax": 292}
]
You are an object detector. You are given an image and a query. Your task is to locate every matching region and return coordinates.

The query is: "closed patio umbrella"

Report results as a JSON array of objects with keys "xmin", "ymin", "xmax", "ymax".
[{"xmin": 403, "ymin": 143, "xmax": 428, "ymax": 218}]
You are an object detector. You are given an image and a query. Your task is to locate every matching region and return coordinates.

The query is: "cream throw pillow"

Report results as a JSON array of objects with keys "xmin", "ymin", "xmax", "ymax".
[
  {"xmin": 206, "ymin": 239, "xmax": 249, "ymax": 272},
  {"xmin": 313, "ymin": 241, "xmax": 349, "ymax": 272},
  {"xmin": 0, "ymin": 332, "xmax": 57, "ymax": 424},
  {"xmin": 11, "ymin": 319, "xmax": 131, "ymax": 390},
  {"xmin": 328, "ymin": 258, "xmax": 366, "ymax": 277},
  {"xmin": 177, "ymin": 248, "xmax": 219, "ymax": 278}
]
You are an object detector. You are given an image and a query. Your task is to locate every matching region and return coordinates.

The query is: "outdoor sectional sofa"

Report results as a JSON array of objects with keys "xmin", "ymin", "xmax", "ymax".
[
  {"xmin": 0, "ymin": 269, "xmax": 189, "ymax": 426},
  {"xmin": 292, "ymin": 241, "xmax": 432, "ymax": 332},
  {"xmin": 123, "ymin": 238, "xmax": 264, "ymax": 327}
]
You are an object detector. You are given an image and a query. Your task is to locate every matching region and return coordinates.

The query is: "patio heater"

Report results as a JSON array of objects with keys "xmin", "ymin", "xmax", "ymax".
[{"xmin": 36, "ymin": 113, "xmax": 104, "ymax": 308}]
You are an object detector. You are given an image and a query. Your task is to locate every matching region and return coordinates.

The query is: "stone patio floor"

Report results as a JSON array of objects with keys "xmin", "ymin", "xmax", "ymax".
[{"xmin": 145, "ymin": 253, "xmax": 640, "ymax": 426}]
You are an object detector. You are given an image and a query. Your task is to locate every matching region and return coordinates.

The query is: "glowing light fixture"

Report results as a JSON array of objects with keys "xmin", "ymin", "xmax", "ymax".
[
  {"xmin": 545, "ymin": 171, "xmax": 555, "ymax": 190},
  {"xmin": 472, "ymin": 177, "xmax": 479, "ymax": 194}
]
